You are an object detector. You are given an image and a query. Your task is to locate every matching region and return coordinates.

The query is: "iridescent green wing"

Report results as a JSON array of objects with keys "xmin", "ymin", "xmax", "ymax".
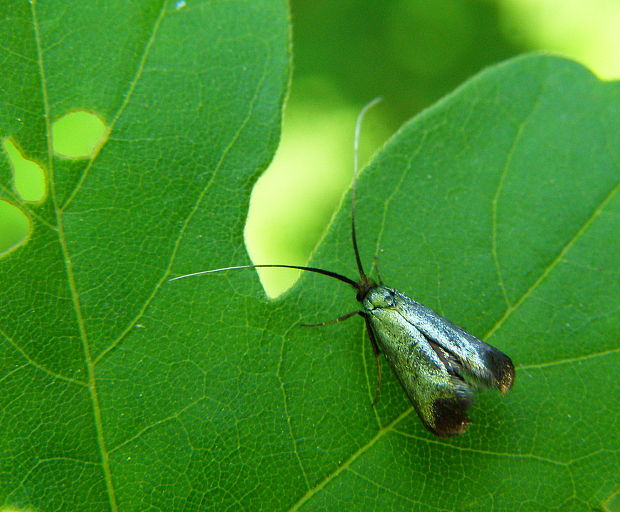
[
  {"xmin": 378, "ymin": 318, "xmax": 474, "ymax": 436},
  {"xmin": 398, "ymin": 292, "xmax": 515, "ymax": 393},
  {"xmin": 364, "ymin": 286, "xmax": 475, "ymax": 436}
]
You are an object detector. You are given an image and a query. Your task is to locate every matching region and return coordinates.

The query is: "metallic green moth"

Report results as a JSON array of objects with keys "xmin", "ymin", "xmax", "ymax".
[
  {"xmin": 360, "ymin": 285, "xmax": 514, "ymax": 436},
  {"xmin": 171, "ymin": 99, "xmax": 515, "ymax": 437}
]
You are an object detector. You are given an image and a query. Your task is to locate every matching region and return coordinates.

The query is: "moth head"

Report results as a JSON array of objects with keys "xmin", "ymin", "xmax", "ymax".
[{"xmin": 361, "ymin": 285, "xmax": 397, "ymax": 310}]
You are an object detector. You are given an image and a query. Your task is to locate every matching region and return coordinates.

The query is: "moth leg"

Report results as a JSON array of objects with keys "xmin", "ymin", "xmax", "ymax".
[
  {"xmin": 300, "ymin": 310, "xmax": 360, "ymax": 327},
  {"xmin": 364, "ymin": 314, "xmax": 382, "ymax": 406}
]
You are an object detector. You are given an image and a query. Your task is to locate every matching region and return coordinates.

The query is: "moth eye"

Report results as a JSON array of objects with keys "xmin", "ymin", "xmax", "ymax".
[{"xmin": 382, "ymin": 291, "xmax": 395, "ymax": 307}]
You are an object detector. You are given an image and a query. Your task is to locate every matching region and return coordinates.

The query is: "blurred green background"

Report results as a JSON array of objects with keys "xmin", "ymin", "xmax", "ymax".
[
  {"xmin": 246, "ymin": 0, "xmax": 620, "ymax": 296},
  {"xmin": 3, "ymin": 0, "xmax": 620, "ymax": 295}
]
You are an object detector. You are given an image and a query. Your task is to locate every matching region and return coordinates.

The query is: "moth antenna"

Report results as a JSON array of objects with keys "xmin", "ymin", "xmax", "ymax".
[
  {"xmin": 351, "ymin": 97, "xmax": 382, "ymax": 283},
  {"xmin": 169, "ymin": 264, "xmax": 358, "ymax": 288},
  {"xmin": 172, "ymin": 99, "xmax": 381, "ymax": 293}
]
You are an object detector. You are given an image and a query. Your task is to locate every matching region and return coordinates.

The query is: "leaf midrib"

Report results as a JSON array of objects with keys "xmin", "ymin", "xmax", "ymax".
[
  {"xmin": 36, "ymin": 7, "xmax": 275, "ymax": 512},
  {"xmin": 33, "ymin": 0, "xmax": 170, "ymax": 510}
]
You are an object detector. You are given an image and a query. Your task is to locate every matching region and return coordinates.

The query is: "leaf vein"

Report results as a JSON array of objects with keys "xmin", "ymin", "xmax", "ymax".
[
  {"xmin": 60, "ymin": 1, "xmax": 168, "ymax": 211},
  {"xmin": 491, "ymin": 86, "xmax": 545, "ymax": 309},
  {"xmin": 94, "ymin": 44, "xmax": 272, "ymax": 365},
  {"xmin": 392, "ymin": 428, "xmax": 567, "ymax": 466},
  {"xmin": 0, "ymin": 326, "xmax": 86, "ymax": 386},
  {"xmin": 108, "ymin": 395, "xmax": 207, "ymax": 455},
  {"xmin": 485, "ymin": 177, "xmax": 620, "ymax": 341},
  {"xmin": 34, "ymin": 1, "xmax": 175, "ymax": 509},
  {"xmin": 347, "ymin": 467, "xmax": 438, "ymax": 509},
  {"xmin": 278, "ymin": 323, "xmax": 311, "ymax": 489},
  {"xmin": 287, "ymin": 408, "xmax": 412, "ymax": 511},
  {"xmin": 31, "ymin": 3, "xmax": 119, "ymax": 507},
  {"xmin": 521, "ymin": 346, "xmax": 620, "ymax": 370}
]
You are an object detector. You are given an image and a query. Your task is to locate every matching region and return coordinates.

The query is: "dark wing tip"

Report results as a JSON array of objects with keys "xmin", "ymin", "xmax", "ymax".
[
  {"xmin": 429, "ymin": 396, "xmax": 473, "ymax": 437},
  {"xmin": 498, "ymin": 358, "xmax": 515, "ymax": 394},
  {"xmin": 485, "ymin": 349, "xmax": 516, "ymax": 394}
]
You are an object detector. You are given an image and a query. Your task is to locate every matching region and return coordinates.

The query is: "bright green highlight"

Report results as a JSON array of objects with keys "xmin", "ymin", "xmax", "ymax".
[
  {"xmin": 245, "ymin": 102, "xmax": 356, "ymax": 298},
  {"xmin": 498, "ymin": 0, "xmax": 620, "ymax": 79},
  {"xmin": 0, "ymin": 200, "xmax": 30, "ymax": 256},
  {"xmin": 52, "ymin": 110, "xmax": 107, "ymax": 158},
  {"xmin": 245, "ymin": 82, "xmax": 389, "ymax": 298},
  {"xmin": 2, "ymin": 138, "xmax": 46, "ymax": 202}
]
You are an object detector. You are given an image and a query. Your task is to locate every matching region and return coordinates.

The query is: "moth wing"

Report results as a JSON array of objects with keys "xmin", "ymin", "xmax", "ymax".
[
  {"xmin": 400, "ymin": 293, "xmax": 515, "ymax": 393},
  {"xmin": 371, "ymin": 317, "xmax": 474, "ymax": 437}
]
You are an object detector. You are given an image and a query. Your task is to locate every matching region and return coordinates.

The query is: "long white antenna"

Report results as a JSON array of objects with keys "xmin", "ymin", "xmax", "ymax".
[
  {"xmin": 169, "ymin": 264, "xmax": 357, "ymax": 287},
  {"xmin": 169, "ymin": 98, "xmax": 383, "ymax": 290},
  {"xmin": 351, "ymin": 97, "xmax": 382, "ymax": 282},
  {"xmin": 354, "ymin": 97, "xmax": 383, "ymax": 182}
]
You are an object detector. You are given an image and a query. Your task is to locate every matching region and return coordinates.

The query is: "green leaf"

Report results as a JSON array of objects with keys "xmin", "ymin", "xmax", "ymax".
[
  {"xmin": 0, "ymin": 1, "xmax": 288, "ymax": 510},
  {"xmin": 1, "ymin": 5, "xmax": 618, "ymax": 510},
  {"xmin": 284, "ymin": 55, "xmax": 620, "ymax": 511}
]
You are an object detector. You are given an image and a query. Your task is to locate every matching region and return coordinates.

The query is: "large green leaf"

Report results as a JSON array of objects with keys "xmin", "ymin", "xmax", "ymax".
[
  {"xmin": 0, "ymin": 1, "xmax": 288, "ymax": 510},
  {"xmin": 252, "ymin": 55, "xmax": 620, "ymax": 511},
  {"xmin": 282, "ymin": 55, "xmax": 620, "ymax": 511},
  {"xmin": 1, "ymin": 4, "xmax": 618, "ymax": 510}
]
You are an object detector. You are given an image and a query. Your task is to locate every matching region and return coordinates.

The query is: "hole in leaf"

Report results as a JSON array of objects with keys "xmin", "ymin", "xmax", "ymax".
[
  {"xmin": 52, "ymin": 110, "xmax": 107, "ymax": 159},
  {"xmin": 2, "ymin": 138, "xmax": 46, "ymax": 203},
  {"xmin": 244, "ymin": 92, "xmax": 387, "ymax": 298},
  {"xmin": 0, "ymin": 200, "xmax": 31, "ymax": 257},
  {"xmin": 244, "ymin": 104, "xmax": 357, "ymax": 298}
]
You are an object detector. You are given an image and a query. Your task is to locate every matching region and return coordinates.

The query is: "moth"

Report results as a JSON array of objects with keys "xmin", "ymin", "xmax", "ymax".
[{"xmin": 171, "ymin": 99, "xmax": 515, "ymax": 437}]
